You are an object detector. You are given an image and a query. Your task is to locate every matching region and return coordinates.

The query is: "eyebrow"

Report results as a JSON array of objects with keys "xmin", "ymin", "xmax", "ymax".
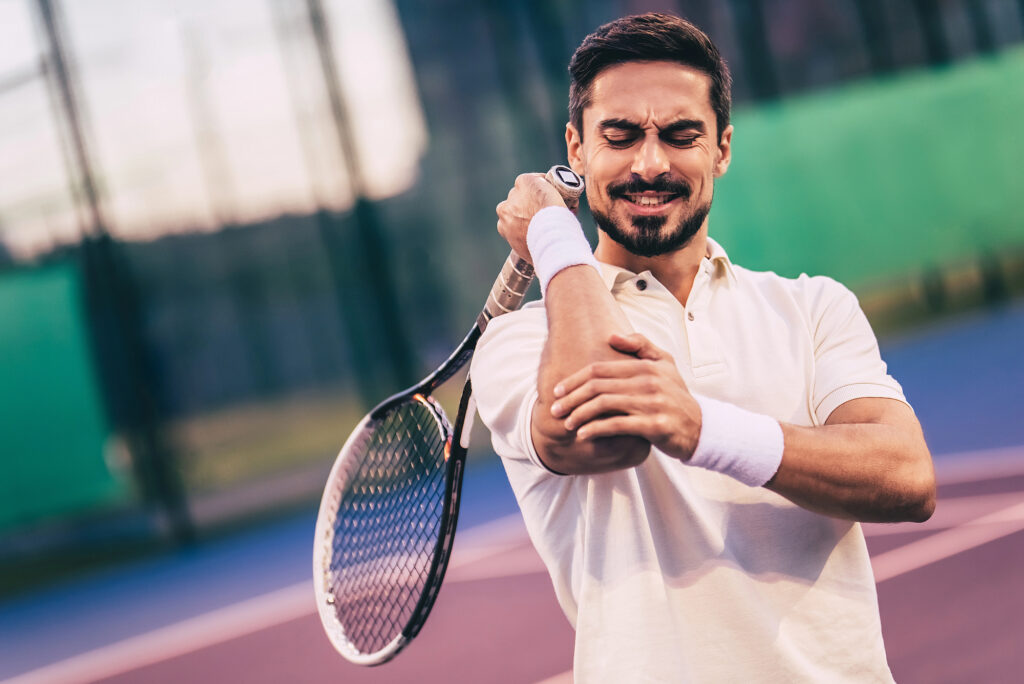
[
  {"xmin": 660, "ymin": 119, "xmax": 706, "ymax": 135},
  {"xmin": 597, "ymin": 118, "xmax": 643, "ymax": 133},
  {"xmin": 597, "ymin": 118, "xmax": 706, "ymax": 135}
]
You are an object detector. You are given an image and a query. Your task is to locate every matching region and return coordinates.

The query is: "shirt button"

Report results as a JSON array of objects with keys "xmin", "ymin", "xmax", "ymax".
[
  {"xmin": 635, "ymin": 279, "xmax": 647, "ymax": 291},
  {"xmin": 687, "ymin": 312, "xmax": 695, "ymax": 321}
]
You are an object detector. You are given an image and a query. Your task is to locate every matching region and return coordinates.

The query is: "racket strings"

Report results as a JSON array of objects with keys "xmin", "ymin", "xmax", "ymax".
[{"xmin": 327, "ymin": 399, "xmax": 449, "ymax": 655}]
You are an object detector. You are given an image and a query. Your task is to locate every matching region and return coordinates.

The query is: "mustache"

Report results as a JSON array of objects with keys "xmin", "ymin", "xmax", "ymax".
[{"xmin": 607, "ymin": 174, "xmax": 691, "ymax": 199}]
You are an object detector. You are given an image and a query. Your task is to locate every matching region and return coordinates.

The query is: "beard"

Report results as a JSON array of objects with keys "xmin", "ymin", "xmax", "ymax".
[{"xmin": 591, "ymin": 174, "xmax": 711, "ymax": 257}]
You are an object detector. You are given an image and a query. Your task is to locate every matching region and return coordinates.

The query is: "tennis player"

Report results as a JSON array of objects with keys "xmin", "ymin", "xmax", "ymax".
[{"xmin": 471, "ymin": 13, "xmax": 935, "ymax": 683}]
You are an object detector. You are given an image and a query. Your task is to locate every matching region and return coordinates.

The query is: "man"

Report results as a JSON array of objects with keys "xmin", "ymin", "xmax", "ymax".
[{"xmin": 471, "ymin": 12, "xmax": 935, "ymax": 683}]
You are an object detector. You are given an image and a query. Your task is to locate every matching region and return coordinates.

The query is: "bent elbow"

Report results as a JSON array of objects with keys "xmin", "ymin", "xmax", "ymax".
[
  {"xmin": 532, "ymin": 386, "xmax": 651, "ymax": 474},
  {"xmin": 901, "ymin": 455, "xmax": 937, "ymax": 523},
  {"xmin": 592, "ymin": 434, "xmax": 651, "ymax": 470},
  {"xmin": 908, "ymin": 478, "xmax": 937, "ymax": 523},
  {"xmin": 535, "ymin": 416, "xmax": 650, "ymax": 475},
  {"xmin": 915, "ymin": 494, "xmax": 936, "ymax": 523}
]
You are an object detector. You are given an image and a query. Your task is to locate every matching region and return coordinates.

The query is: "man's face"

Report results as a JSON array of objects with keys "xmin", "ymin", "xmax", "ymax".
[{"xmin": 567, "ymin": 61, "xmax": 732, "ymax": 257}]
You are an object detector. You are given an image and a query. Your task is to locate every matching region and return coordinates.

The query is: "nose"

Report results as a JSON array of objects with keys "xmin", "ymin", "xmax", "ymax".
[{"xmin": 630, "ymin": 134, "xmax": 670, "ymax": 180}]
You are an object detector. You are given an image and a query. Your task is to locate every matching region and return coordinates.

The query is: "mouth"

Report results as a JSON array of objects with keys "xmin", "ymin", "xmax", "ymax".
[
  {"xmin": 607, "ymin": 176, "xmax": 691, "ymax": 215},
  {"xmin": 624, "ymin": 192, "xmax": 679, "ymax": 207},
  {"xmin": 620, "ymin": 191, "xmax": 683, "ymax": 214}
]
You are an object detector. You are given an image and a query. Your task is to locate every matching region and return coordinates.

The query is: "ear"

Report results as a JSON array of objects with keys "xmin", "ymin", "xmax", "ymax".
[
  {"xmin": 714, "ymin": 124, "xmax": 733, "ymax": 178},
  {"xmin": 566, "ymin": 122, "xmax": 584, "ymax": 176}
]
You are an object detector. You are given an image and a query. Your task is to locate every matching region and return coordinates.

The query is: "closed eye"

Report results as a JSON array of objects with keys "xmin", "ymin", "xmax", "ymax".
[
  {"xmin": 662, "ymin": 132, "xmax": 699, "ymax": 148},
  {"xmin": 605, "ymin": 134, "xmax": 640, "ymax": 148}
]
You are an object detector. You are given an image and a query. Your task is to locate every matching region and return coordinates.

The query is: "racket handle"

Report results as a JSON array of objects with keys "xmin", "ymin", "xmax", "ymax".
[
  {"xmin": 477, "ymin": 251, "xmax": 535, "ymax": 331},
  {"xmin": 545, "ymin": 164, "xmax": 585, "ymax": 212},
  {"xmin": 477, "ymin": 166, "xmax": 585, "ymax": 331}
]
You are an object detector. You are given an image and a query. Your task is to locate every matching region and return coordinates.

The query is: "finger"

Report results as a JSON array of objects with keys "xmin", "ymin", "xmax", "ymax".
[
  {"xmin": 553, "ymin": 359, "xmax": 656, "ymax": 397},
  {"xmin": 517, "ymin": 172, "xmax": 567, "ymax": 209},
  {"xmin": 609, "ymin": 332, "xmax": 666, "ymax": 361},
  {"xmin": 562, "ymin": 393, "xmax": 649, "ymax": 431},
  {"xmin": 550, "ymin": 377, "xmax": 606, "ymax": 417},
  {"xmin": 551, "ymin": 375, "xmax": 659, "ymax": 417},
  {"xmin": 576, "ymin": 414, "xmax": 660, "ymax": 441},
  {"xmin": 514, "ymin": 172, "xmax": 545, "ymax": 188}
]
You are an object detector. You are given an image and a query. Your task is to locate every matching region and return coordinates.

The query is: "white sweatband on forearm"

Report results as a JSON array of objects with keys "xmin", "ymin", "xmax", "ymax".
[
  {"xmin": 526, "ymin": 206, "xmax": 600, "ymax": 295},
  {"xmin": 689, "ymin": 395, "xmax": 785, "ymax": 487}
]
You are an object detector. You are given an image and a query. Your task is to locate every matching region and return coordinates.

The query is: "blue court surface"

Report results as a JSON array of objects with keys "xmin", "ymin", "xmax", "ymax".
[{"xmin": 1, "ymin": 300, "xmax": 1022, "ymax": 682}]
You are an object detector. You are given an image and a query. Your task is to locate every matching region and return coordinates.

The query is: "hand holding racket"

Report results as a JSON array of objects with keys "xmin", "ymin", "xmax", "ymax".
[{"xmin": 313, "ymin": 165, "xmax": 585, "ymax": 665}]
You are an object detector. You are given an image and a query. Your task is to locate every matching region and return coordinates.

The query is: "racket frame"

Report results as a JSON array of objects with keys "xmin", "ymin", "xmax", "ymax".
[
  {"xmin": 313, "ymin": 166, "xmax": 584, "ymax": 665},
  {"xmin": 312, "ymin": 328, "xmax": 479, "ymax": 664}
]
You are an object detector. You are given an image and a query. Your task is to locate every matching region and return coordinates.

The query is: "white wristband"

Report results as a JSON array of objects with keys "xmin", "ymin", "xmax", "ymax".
[
  {"xmin": 689, "ymin": 395, "xmax": 784, "ymax": 487},
  {"xmin": 526, "ymin": 206, "xmax": 600, "ymax": 295}
]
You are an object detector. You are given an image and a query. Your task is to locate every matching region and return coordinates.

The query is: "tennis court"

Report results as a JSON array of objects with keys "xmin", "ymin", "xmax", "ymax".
[
  {"xmin": 3, "ymin": 301, "xmax": 1023, "ymax": 684},
  {"xmin": 3, "ymin": 3, "xmax": 1024, "ymax": 682}
]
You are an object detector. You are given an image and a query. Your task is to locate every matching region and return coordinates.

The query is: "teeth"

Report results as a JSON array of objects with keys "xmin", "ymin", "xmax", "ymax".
[{"xmin": 631, "ymin": 195, "xmax": 667, "ymax": 206}]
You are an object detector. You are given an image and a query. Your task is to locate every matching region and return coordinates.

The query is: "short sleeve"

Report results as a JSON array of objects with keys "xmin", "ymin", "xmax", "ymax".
[
  {"xmin": 802, "ymin": 276, "xmax": 908, "ymax": 424},
  {"xmin": 470, "ymin": 303, "xmax": 553, "ymax": 471}
]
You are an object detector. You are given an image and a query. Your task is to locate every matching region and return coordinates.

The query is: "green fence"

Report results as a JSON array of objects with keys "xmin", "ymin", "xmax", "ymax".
[
  {"xmin": 2, "ymin": 48, "xmax": 1022, "ymax": 532},
  {"xmin": 712, "ymin": 46, "xmax": 1024, "ymax": 286},
  {"xmin": 0, "ymin": 262, "xmax": 125, "ymax": 530}
]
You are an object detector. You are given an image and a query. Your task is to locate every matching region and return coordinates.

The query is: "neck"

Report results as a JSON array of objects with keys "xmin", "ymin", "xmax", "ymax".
[{"xmin": 594, "ymin": 224, "xmax": 709, "ymax": 306}]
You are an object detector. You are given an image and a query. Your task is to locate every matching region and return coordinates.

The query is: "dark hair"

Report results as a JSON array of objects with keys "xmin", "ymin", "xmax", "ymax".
[{"xmin": 568, "ymin": 13, "xmax": 732, "ymax": 141}]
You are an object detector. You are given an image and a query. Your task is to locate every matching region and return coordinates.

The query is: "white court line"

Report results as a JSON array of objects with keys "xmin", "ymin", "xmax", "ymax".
[
  {"xmin": 0, "ymin": 582, "xmax": 315, "ymax": 684},
  {"xmin": 933, "ymin": 444, "xmax": 1024, "ymax": 485},
  {"xmin": 1, "ymin": 514, "xmax": 528, "ymax": 684},
  {"xmin": 863, "ymin": 490, "xmax": 1024, "ymax": 536},
  {"xmin": 872, "ymin": 501, "xmax": 1024, "ymax": 582},
  {"xmin": 9, "ymin": 447, "xmax": 1024, "ymax": 684},
  {"xmin": 446, "ymin": 543, "xmax": 545, "ymax": 583},
  {"xmin": 531, "ymin": 493, "xmax": 1024, "ymax": 684}
]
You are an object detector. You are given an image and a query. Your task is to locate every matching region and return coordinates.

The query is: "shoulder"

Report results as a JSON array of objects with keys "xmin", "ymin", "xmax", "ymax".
[
  {"xmin": 472, "ymin": 300, "xmax": 547, "ymax": 373},
  {"xmin": 731, "ymin": 265, "xmax": 856, "ymax": 314},
  {"xmin": 478, "ymin": 299, "xmax": 547, "ymax": 346}
]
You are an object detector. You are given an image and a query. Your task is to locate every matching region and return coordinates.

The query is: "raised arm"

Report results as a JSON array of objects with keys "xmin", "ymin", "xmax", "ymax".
[{"xmin": 495, "ymin": 174, "xmax": 650, "ymax": 474}]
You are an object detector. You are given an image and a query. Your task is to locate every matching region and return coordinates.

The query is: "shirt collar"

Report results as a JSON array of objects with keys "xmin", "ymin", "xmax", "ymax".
[
  {"xmin": 706, "ymin": 236, "xmax": 737, "ymax": 283},
  {"xmin": 596, "ymin": 236, "xmax": 737, "ymax": 290}
]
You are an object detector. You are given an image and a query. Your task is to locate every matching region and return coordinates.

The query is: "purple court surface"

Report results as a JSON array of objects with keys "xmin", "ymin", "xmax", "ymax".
[{"xmin": 2, "ymin": 301, "xmax": 1023, "ymax": 684}]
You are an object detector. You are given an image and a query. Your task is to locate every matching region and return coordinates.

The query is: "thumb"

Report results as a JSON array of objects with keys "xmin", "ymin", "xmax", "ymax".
[{"xmin": 609, "ymin": 332, "xmax": 664, "ymax": 360}]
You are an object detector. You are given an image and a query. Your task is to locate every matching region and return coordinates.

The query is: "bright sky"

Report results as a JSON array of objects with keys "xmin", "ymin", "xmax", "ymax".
[{"xmin": 0, "ymin": 0, "xmax": 426, "ymax": 257}]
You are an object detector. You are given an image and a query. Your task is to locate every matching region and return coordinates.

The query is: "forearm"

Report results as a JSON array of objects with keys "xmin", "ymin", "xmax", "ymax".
[
  {"xmin": 766, "ymin": 400, "xmax": 935, "ymax": 523},
  {"xmin": 532, "ymin": 266, "xmax": 651, "ymax": 473}
]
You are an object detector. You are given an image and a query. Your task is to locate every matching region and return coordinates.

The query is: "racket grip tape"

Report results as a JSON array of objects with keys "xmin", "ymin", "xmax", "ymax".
[
  {"xmin": 477, "ymin": 252, "xmax": 535, "ymax": 330},
  {"xmin": 476, "ymin": 166, "xmax": 585, "ymax": 331}
]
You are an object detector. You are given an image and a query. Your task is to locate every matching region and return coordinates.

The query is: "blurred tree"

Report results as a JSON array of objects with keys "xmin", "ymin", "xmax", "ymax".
[
  {"xmin": 963, "ymin": 0, "xmax": 996, "ymax": 54},
  {"xmin": 32, "ymin": 0, "xmax": 193, "ymax": 543},
  {"xmin": 523, "ymin": 0, "xmax": 578, "ymax": 151},
  {"xmin": 910, "ymin": 0, "xmax": 952, "ymax": 65},
  {"xmin": 728, "ymin": 0, "xmax": 780, "ymax": 99},
  {"xmin": 481, "ymin": 0, "xmax": 561, "ymax": 168},
  {"xmin": 182, "ymin": 23, "xmax": 239, "ymax": 228},
  {"xmin": 304, "ymin": 0, "xmax": 419, "ymax": 398},
  {"xmin": 852, "ymin": 0, "xmax": 896, "ymax": 74}
]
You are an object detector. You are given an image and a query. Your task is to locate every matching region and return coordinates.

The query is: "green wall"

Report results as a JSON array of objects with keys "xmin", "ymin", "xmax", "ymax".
[
  {"xmin": 712, "ymin": 47, "xmax": 1024, "ymax": 286},
  {"xmin": 0, "ymin": 263, "xmax": 125, "ymax": 530}
]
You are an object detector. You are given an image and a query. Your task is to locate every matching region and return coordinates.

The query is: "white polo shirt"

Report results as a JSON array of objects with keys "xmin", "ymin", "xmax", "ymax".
[{"xmin": 470, "ymin": 237, "xmax": 905, "ymax": 683}]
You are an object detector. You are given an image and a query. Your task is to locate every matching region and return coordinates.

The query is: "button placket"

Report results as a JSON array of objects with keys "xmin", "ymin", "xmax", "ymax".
[{"xmin": 686, "ymin": 265, "xmax": 726, "ymax": 377}]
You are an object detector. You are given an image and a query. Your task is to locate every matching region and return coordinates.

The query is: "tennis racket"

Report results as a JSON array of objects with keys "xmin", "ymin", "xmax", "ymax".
[{"xmin": 313, "ymin": 165, "xmax": 585, "ymax": 665}]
